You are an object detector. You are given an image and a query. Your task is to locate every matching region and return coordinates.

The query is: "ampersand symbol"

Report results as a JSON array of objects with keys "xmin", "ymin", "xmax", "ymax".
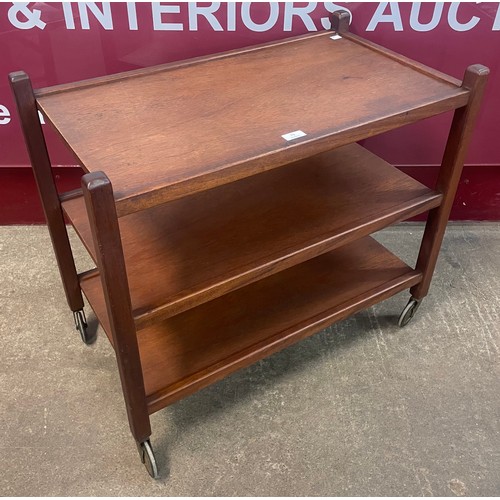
[{"xmin": 8, "ymin": 2, "xmax": 46, "ymax": 30}]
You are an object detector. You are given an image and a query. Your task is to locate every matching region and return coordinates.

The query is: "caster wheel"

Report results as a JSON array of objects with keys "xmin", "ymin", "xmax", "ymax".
[
  {"xmin": 139, "ymin": 440, "xmax": 159, "ymax": 479},
  {"xmin": 398, "ymin": 298, "xmax": 421, "ymax": 327},
  {"xmin": 73, "ymin": 310, "xmax": 96, "ymax": 345}
]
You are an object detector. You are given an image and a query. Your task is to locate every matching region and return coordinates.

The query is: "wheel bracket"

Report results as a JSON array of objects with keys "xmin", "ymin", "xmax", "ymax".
[
  {"xmin": 73, "ymin": 309, "xmax": 96, "ymax": 345},
  {"xmin": 398, "ymin": 298, "xmax": 421, "ymax": 327},
  {"xmin": 137, "ymin": 439, "xmax": 159, "ymax": 479}
]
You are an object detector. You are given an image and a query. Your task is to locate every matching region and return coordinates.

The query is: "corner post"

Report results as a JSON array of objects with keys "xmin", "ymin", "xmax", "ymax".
[
  {"xmin": 8, "ymin": 71, "xmax": 84, "ymax": 312},
  {"xmin": 81, "ymin": 172, "xmax": 151, "ymax": 443},
  {"xmin": 329, "ymin": 10, "xmax": 350, "ymax": 35},
  {"xmin": 411, "ymin": 64, "xmax": 489, "ymax": 300}
]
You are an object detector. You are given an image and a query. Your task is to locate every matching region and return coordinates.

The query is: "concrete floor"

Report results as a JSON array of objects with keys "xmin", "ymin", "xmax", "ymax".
[{"xmin": 0, "ymin": 224, "xmax": 499, "ymax": 496}]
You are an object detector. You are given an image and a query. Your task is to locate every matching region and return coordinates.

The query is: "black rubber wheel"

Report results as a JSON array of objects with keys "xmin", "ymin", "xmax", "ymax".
[
  {"xmin": 140, "ymin": 440, "xmax": 159, "ymax": 479},
  {"xmin": 398, "ymin": 298, "xmax": 421, "ymax": 327},
  {"xmin": 74, "ymin": 310, "xmax": 96, "ymax": 345}
]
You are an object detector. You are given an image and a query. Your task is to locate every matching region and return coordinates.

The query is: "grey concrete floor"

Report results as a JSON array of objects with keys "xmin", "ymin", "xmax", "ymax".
[{"xmin": 0, "ymin": 224, "xmax": 499, "ymax": 496}]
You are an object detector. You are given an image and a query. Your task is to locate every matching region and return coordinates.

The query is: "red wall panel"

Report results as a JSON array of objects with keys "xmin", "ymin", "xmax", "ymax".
[{"xmin": 1, "ymin": 2, "xmax": 499, "ymax": 222}]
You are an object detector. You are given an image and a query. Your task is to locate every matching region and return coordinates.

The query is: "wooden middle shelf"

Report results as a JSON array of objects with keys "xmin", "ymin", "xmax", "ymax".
[
  {"xmin": 63, "ymin": 144, "xmax": 441, "ymax": 328},
  {"xmin": 80, "ymin": 236, "xmax": 421, "ymax": 413}
]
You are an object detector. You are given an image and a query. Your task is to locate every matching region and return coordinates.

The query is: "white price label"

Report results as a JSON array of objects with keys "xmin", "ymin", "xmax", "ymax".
[{"xmin": 282, "ymin": 130, "xmax": 307, "ymax": 141}]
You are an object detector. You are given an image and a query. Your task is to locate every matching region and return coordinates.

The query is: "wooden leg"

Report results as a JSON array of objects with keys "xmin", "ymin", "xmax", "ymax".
[
  {"xmin": 410, "ymin": 65, "xmax": 489, "ymax": 301},
  {"xmin": 9, "ymin": 71, "xmax": 84, "ymax": 312},
  {"xmin": 81, "ymin": 172, "xmax": 151, "ymax": 445},
  {"xmin": 330, "ymin": 9, "xmax": 350, "ymax": 34}
]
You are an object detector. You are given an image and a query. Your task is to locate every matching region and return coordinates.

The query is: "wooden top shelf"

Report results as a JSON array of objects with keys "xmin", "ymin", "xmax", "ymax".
[
  {"xmin": 39, "ymin": 31, "xmax": 467, "ymax": 216},
  {"xmin": 63, "ymin": 144, "xmax": 441, "ymax": 329}
]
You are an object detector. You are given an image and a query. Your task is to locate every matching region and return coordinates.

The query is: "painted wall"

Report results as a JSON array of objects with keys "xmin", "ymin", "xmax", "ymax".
[{"xmin": 1, "ymin": 2, "xmax": 499, "ymax": 222}]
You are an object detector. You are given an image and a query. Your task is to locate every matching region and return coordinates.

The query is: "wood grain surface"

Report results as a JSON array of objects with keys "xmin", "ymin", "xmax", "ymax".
[
  {"xmin": 39, "ymin": 32, "xmax": 467, "ymax": 215},
  {"xmin": 9, "ymin": 72, "xmax": 84, "ymax": 312},
  {"xmin": 79, "ymin": 236, "xmax": 421, "ymax": 413},
  {"xmin": 64, "ymin": 144, "xmax": 441, "ymax": 328},
  {"xmin": 81, "ymin": 172, "xmax": 151, "ymax": 442},
  {"xmin": 411, "ymin": 65, "xmax": 489, "ymax": 300}
]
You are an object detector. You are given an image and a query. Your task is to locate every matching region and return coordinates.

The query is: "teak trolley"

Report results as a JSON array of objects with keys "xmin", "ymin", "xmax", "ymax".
[{"xmin": 10, "ymin": 12, "xmax": 488, "ymax": 478}]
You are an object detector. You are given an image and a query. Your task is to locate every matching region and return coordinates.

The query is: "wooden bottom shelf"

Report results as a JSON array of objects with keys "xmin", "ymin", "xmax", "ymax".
[{"xmin": 81, "ymin": 236, "xmax": 421, "ymax": 414}]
